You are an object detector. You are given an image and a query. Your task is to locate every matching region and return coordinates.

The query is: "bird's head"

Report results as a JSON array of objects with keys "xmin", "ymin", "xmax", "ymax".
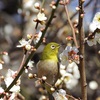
[{"xmin": 41, "ymin": 42, "xmax": 60, "ymax": 61}]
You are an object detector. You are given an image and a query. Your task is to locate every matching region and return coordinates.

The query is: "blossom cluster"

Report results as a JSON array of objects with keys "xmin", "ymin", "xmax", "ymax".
[
  {"xmin": 60, "ymin": 46, "xmax": 79, "ymax": 66},
  {"xmin": 0, "ymin": 69, "xmax": 20, "ymax": 99},
  {"xmin": 87, "ymin": 12, "xmax": 100, "ymax": 46},
  {"xmin": 52, "ymin": 45, "xmax": 80, "ymax": 93},
  {"xmin": 0, "ymin": 60, "xmax": 34, "ymax": 99},
  {"xmin": 53, "ymin": 89, "xmax": 68, "ymax": 100},
  {"xmin": 0, "ymin": 49, "xmax": 34, "ymax": 99},
  {"xmin": 33, "ymin": 2, "xmax": 47, "ymax": 26}
]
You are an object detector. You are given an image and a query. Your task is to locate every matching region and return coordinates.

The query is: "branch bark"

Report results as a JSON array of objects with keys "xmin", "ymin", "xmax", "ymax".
[
  {"xmin": 78, "ymin": 0, "xmax": 87, "ymax": 100},
  {"xmin": 63, "ymin": 0, "xmax": 78, "ymax": 48}
]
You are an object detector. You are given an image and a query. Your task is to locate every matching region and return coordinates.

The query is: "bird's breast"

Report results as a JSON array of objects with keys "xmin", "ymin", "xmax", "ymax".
[{"xmin": 37, "ymin": 60, "xmax": 59, "ymax": 85}]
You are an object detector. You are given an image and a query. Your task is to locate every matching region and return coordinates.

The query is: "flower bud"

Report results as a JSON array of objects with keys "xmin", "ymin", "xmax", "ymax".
[
  {"xmin": 74, "ymin": 55, "xmax": 79, "ymax": 60},
  {"xmin": 55, "ymin": 79, "xmax": 62, "ymax": 87},
  {"xmin": 33, "ymin": 74, "xmax": 37, "ymax": 77},
  {"xmin": 43, "ymin": 38, "xmax": 46, "ymax": 43},
  {"xmin": 34, "ymin": 2, "xmax": 40, "ymax": 9},
  {"xmin": 80, "ymin": 14, "xmax": 84, "ymax": 18},
  {"xmin": 33, "ymin": 18, "xmax": 37, "ymax": 22},
  {"xmin": 25, "ymin": 44, "xmax": 31, "ymax": 50},
  {"xmin": 42, "ymin": 76, "xmax": 47, "ymax": 81},
  {"xmin": 82, "ymin": 0, "xmax": 85, "ymax": 3},
  {"xmin": 50, "ymin": 87, "xmax": 55, "ymax": 92},
  {"xmin": 31, "ymin": 46, "xmax": 36, "ymax": 51},
  {"xmin": 41, "ymin": 8, "xmax": 45, "ymax": 12},
  {"xmin": 27, "ymin": 34, "xmax": 32, "ymax": 39},
  {"xmin": 76, "ymin": 7, "xmax": 80, "ymax": 11},
  {"xmin": 52, "ymin": 5, "xmax": 56, "ymax": 9},
  {"xmin": 0, "ymin": 76, "xmax": 4, "ymax": 82},
  {"xmin": 66, "ymin": 36, "xmax": 73, "ymax": 41},
  {"xmin": 41, "ymin": 95, "xmax": 47, "ymax": 100},
  {"xmin": 28, "ymin": 73, "xmax": 34, "ymax": 79}
]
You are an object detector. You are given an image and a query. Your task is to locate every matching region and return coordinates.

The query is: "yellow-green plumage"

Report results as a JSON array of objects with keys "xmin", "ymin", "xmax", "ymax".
[
  {"xmin": 41, "ymin": 42, "xmax": 60, "ymax": 62},
  {"xmin": 37, "ymin": 42, "xmax": 60, "ymax": 89}
]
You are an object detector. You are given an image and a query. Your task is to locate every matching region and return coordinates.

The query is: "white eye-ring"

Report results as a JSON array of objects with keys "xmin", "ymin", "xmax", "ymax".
[{"xmin": 51, "ymin": 45, "xmax": 55, "ymax": 49}]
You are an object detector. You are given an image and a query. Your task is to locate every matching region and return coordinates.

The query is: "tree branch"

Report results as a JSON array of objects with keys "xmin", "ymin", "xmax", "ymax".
[
  {"xmin": 78, "ymin": 0, "xmax": 87, "ymax": 100},
  {"xmin": 63, "ymin": 0, "xmax": 78, "ymax": 48}
]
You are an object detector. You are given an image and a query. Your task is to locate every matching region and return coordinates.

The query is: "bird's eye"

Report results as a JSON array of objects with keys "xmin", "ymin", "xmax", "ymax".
[{"xmin": 51, "ymin": 45, "xmax": 55, "ymax": 49}]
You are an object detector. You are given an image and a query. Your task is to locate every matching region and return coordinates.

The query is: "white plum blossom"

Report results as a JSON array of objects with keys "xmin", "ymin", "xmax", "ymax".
[
  {"xmin": 89, "ymin": 12, "xmax": 100, "ymax": 32},
  {"xmin": 60, "ymin": 70, "xmax": 79, "ymax": 89},
  {"xmin": 87, "ymin": 39, "xmax": 97, "ymax": 46},
  {"xmin": 60, "ymin": 64, "xmax": 66, "ymax": 70},
  {"xmin": 0, "ymin": 87, "xmax": 4, "ymax": 94},
  {"xmin": 93, "ymin": 12, "xmax": 100, "ymax": 24},
  {"xmin": 58, "ymin": 48, "xmax": 80, "ymax": 89},
  {"xmin": 11, "ymin": 85, "xmax": 20, "ymax": 93},
  {"xmin": 66, "ymin": 62, "xmax": 80, "ymax": 79},
  {"xmin": 9, "ymin": 93, "xmax": 17, "ymax": 100},
  {"xmin": 95, "ymin": 33, "xmax": 100, "ymax": 44},
  {"xmin": 59, "ymin": 62, "xmax": 80, "ymax": 90},
  {"xmin": 62, "ymin": 72, "xmax": 73, "ymax": 83},
  {"xmin": 34, "ymin": 2, "xmax": 40, "ymax": 9},
  {"xmin": 87, "ymin": 12, "xmax": 100, "ymax": 46},
  {"xmin": 37, "ymin": 12, "xmax": 47, "ymax": 22},
  {"xmin": 25, "ymin": 60, "xmax": 34, "ymax": 73},
  {"xmin": 39, "ymin": 95, "xmax": 47, "ymax": 100},
  {"xmin": 60, "ymin": 46, "xmax": 79, "ymax": 66},
  {"xmin": 0, "ymin": 63, "xmax": 3, "ymax": 70},
  {"xmin": 34, "ymin": 31, "xmax": 42, "ymax": 44},
  {"xmin": 60, "ymin": 52, "xmax": 69, "ymax": 66},
  {"xmin": 4, "ymin": 69, "xmax": 20, "ymax": 92},
  {"xmin": 66, "ymin": 78, "xmax": 79, "ymax": 89},
  {"xmin": 27, "ymin": 60, "xmax": 34, "ymax": 68},
  {"xmin": 87, "ymin": 33, "xmax": 100, "ymax": 46},
  {"xmin": 17, "ymin": 38, "xmax": 31, "ymax": 48},
  {"xmin": 8, "ymin": 92, "xmax": 24, "ymax": 100},
  {"xmin": 89, "ymin": 23, "xmax": 98, "ymax": 32},
  {"xmin": 53, "ymin": 89, "xmax": 68, "ymax": 100}
]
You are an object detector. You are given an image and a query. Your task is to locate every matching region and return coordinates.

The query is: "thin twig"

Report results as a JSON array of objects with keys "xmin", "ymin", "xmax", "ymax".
[
  {"xmin": 66, "ymin": 94, "xmax": 81, "ymax": 100},
  {"xmin": 40, "ymin": 0, "xmax": 46, "ymax": 12},
  {"xmin": 18, "ymin": 54, "xmax": 26, "ymax": 72},
  {"xmin": 0, "ymin": 0, "xmax": 60, "ymax": 98},
  {"xmin": 34, "ymin": 76, "xmax": 53, "ymax": 88},
  {"xmin": 87, "ymin": 28, "xmax": 100, "ymax": 40},
  {"xmin": 63, "ymin": 0, "xmax": 78, "ymax": 48},
  {"xmin": 84, "ymin": 28, "xmax": 100, "ymax": 43},
  {"xmin": 59, "ymin": 0, "xmax": 92, "ymax": 31},
  {"xmin": 78, "ymin": 0, "xmax": 87, "ymax": 100}
]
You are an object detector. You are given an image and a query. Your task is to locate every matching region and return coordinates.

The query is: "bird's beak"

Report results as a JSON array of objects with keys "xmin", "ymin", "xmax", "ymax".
[{"xmin": 57, "ymin": 44, "xmax": 61, "ymax": 48}]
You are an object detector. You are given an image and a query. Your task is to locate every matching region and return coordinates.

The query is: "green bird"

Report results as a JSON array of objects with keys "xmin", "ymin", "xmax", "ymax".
[{"xmin": 37, "ymin": 42, "xmax": 60, "ymax": 93}]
